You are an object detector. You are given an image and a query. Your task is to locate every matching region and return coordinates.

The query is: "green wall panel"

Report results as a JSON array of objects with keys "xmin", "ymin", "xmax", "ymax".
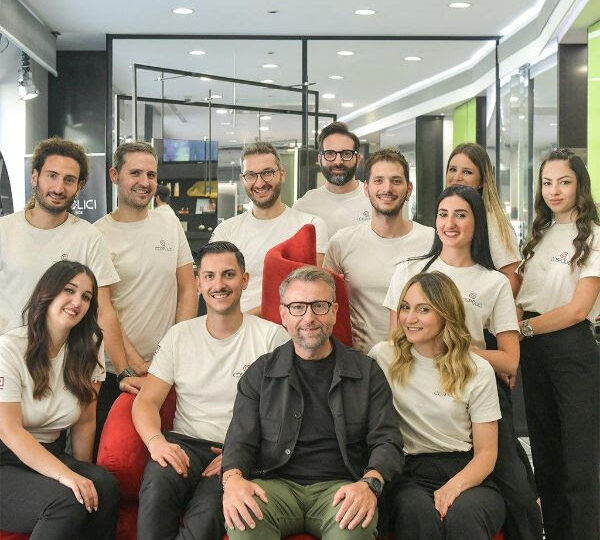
[
  {"xmin": 453, "ymin": 98, "xmax": 477, "ymax": 147},
  {"xmin": 589, "ymin": 21, "xmax": 600, "ymax": 200}
]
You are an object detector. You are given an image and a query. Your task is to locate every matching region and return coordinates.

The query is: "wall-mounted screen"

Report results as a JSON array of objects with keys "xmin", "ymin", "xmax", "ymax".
[{"xmin": 163, "ymin": 139, "xmax": 218, "ymax": 163}]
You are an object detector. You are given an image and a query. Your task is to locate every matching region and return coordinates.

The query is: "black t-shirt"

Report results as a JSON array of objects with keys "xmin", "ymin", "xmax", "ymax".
[{"xmin": 273, "ymin": 347, "xmax": 353, "ymax": 485}]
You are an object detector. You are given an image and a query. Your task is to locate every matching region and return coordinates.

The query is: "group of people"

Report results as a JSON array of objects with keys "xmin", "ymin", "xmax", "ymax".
[{"xmin": 0, "ymin": 121, "xmax": 597, "ymax": 540}]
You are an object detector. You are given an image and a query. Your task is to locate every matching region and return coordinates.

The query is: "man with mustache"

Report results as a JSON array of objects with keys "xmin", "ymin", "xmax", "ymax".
[
  {"xmin": 94, "ymin": 141, "xmax": 198, "ymax": 452},
  {"xmin": 133, "ymin": 241, "xmax": 288, "ymax": 540},
  {"xmin": 324, "ymin": 150, "xmax": 434, "ymax": 353},
  {"xmin": 222, "ymin": 266, "xmax": 404, "ymax": 540},
  {"xmin": 211, "ymin": 142, "xmax": 328, "ymax": 315},
  {"xmin": 294, "ymin": 122, "xmax": 371, "ymax": 238}
]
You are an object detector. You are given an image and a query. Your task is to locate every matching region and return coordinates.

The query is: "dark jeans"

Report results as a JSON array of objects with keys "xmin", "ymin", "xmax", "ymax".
[
  {"xmin": 0, "ymin": 432, "xmax": 119, "ymax": 540},
  {"xmin": 392, "ymin": 451, "xmax": 505, "ymax": 540},
  {"xmin": 94, "ymin": 372, "xmax": 120, "ymax": 460},
  {"xmin": 521, "ymin": 316, "xmax": 600, "ymax": 540},
  {"xmin": 492, "ymin": 378, "xmax": 543, "ymax": 540},
  {"xmin": 137, "ymin": 431, "xmax": 225, "ymax": 540}
]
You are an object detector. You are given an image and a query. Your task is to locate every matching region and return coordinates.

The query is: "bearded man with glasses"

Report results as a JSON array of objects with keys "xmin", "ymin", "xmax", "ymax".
[
  {"xmin": 210, "ymin": 142, "xmax": 328, "ymax": 315},
  {"xmin": 221, "ymin": 266, "xmax": 404, "ymax": 540},
  {"xmin": 294, "ymin": 121, "xmax": 372, "ymax": 238}
]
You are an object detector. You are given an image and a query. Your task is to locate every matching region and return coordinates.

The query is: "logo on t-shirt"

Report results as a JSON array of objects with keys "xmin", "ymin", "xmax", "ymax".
[
  {"xmin": 464, "ymin": 292, "xmax": 483, "ymax": 308},
  {"xmin": 550, "ymin": 251, "xmax": 570, "ymax": 265},
  {"xmin": 0, "ymin": 376, "xmax": 4, "ymax": 390},
  {"xmin": 154, "ymin": 239, "xmax": 174, "ymax": 252},
  {"xmin": 433, "ymin": 390, "xmax": 449, "ymax": 397},
  {"xmin": 233, "ymin": 364, "xmax": 251, "ymax": 378},
  {"xmin": 357, "ymin": 210, "xmax": 370, "ymax": 222}
]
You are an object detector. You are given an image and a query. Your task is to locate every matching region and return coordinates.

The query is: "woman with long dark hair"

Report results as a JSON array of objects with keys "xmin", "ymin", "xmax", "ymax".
[
  {"xmin": 385, "ymin": 185, "xmax": 543, "ymax": 540},
  {"xmin": 446, "ymin": 143, "xmax": 521, "ymax": 295},
  {"xmin": 372, "ymin": 271, "xmax": 505, "ymax": 539},
  {"xmin": 0, "ymin": 260, "xmax": 119, "ymax": 539},
  {"xmin": 517, "ymin": 148, "xmax": 599, "ymax": 540}
]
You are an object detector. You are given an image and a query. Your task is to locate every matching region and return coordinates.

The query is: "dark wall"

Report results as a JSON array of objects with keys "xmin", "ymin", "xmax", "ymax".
[
  {"xmin": 48, "ymin": 51, "xmax": 107, "ymax": 153},
  {"xmin": 415, "ymin": 115, "xmax": 444, "ymax": 227},
  {"xmin": 558, "ymin": 44, "xmax": 587, "ymax": 149}
]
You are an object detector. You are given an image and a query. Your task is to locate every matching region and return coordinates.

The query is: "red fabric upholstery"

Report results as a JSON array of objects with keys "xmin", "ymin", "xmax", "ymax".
[{"xmin": 261, "ymin": 224, "xmax": 353, "ymax": 346}]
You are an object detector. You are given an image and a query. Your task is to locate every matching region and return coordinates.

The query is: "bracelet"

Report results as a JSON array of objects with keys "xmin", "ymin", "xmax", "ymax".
[
  {"xmin": 222, "ymin": 471, "xmax": 242, "ymax": 490},
  {"xmin": 145, "ymin": 433, "xmax": 162, "ymax": 448}
]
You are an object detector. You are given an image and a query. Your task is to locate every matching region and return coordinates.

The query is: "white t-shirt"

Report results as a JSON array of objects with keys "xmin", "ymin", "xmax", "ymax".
[
  {"xmin": 0, "ymin": 327, "xmax": 106, "ymax": 443},
  {"xmin": 293, "ymin": 183, "xmax": 371, "ymax": 238},
  {"xmin": 325, "ymin": 221, "xmax": 434, "ymax": 353},
  {"xmin": 488, "ymin": 214, "xmax": 521, "ymax": 270},
  {"xmin": 94, "ymin": 212, "xmax": 194, "ymax": 370},
  {"xmin": 384, "ymin": 257, "xmax": 518, "ymax": 349},
  {"xmin": 0, "ymin": 211, "xmax": 119, "ymax": 335},
  {"xmin": 369, "ymin": 341, "xmax": 500, "ymax": 455},
  {"xmin": 517, "ymin": 222, "xmax": 600, "ymax": 322},
  {"xmin": 210, "ymin": 205, "xmax": 328, "ymax": 312},
  {"xmin": 149, "ymin": 314, "xmax": 289, "ymax": 443},
  {"xmin": 154, "ymin": 204, "xmax": 178, "ymax": 219}
]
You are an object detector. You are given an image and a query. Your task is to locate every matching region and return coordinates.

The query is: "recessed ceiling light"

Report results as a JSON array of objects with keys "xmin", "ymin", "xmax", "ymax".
[
  {"xmin": 208, "ymin": 94, "xmax": 222, "ymax": 100},
  {"xmin": 260, "ymin": 115, "xmax": 272, "ymax": 120},
  {"xmin": 321, "ymin": 108, "xmax": 330, "ymax": 112},
  {"xmin": 359, "ymin": 139, "xmax": 367, "ymax": 142},
  {"xmin": 262, "ymin": 63, "xmax": 279, "ymax": 69},
  {"xmin": 549, "ymin": 122, "xmax": 558, "ymax": 126},
  {"xmin": 341, "ymin": 102, "xmax": 354, "ymax": 108},
  {"xmin": 449, "ymin": 2, "xmax": 471, "ymax": 7},
  {"xmin": 200, "ymin": 76, "xmax": 211, "ymax": 81},
  {"xmin": 329, "ymin": 75, "xmax": 344, "ymax": 80},
  {"xmin": 261, "ymin": 79, "xmax": 275, "ymax": 84},
  {"xmin": 337, "ymin": 50, "xmax": 355, "ymax": 56},
  {"xmin": 172, "ymin": 7, "xmax": 194, "ymax": 14},
  {"xmin": 518, "ymin": 114, "xmax": 525, "ymax": 119},
  {"xmin": 404, "ymin": 56, "xmax": 422, "ymax": 62},
  {"xmin": 221, "ymin": 122, "xmax": 231, "ymax": 126},
  {"xmin": 354, "ymin": 9, "xmax": 376, "ymax": 15},
  {"xmin": 509, "ymin": 96, "xmax": 519, "ymax": 102},
  {"xmin": 215, "ymin": 109, "xmax": 228, "ymax": 115},
  {"xmin": 228, "ymin": 140, "xmax": 238, "ymax": 143},
  {"xmin": 226, "ymin": 131, "xmax": 235, "ymax": 135},
  {"xmin": 322, "ymin": 93, "xmax": 336, "ymax": 99},
  {"xmin": 259, "ymin": 126, "xmax": 270, "ymax": 131},
  {"xmin": 267, "ymin": 9, "xmax": 279, "ymax": 14},
  {"xmin": 188, "ymin": 50, "xmax": 206, "ymax": 56}
]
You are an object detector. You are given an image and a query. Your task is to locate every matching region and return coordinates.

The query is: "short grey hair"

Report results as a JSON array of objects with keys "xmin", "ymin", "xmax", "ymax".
[
  {"xmin": 240, "ymin": 142, "xmax": 281, "ymax": 170},
  {"xmin": 279, "ymin": 266, "xmax": 336, "ymax": 303},
  {"xmin": 113, "ymin": 141, "xmax": 157, "ymax": 172}
]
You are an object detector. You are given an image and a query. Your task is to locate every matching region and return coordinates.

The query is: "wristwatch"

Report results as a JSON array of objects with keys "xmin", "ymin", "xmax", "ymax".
[
  {"xmin": 520, "ymin": 319, "xmax": 534, "ymax": 338},
  {"xmin": 360, "ymin": 477, "xmax": 383, "ymax": 498},
  {"xmin": 117, "ymin": 367, "xmax": 137, "ymax": 383}
]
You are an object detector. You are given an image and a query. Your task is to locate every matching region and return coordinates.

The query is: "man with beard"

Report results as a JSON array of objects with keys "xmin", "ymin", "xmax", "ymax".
[
  {"xmin": 221, "ymin": 266, "xmax": 404, "ymax": 540},
  {"xmin": 94, "ymin": 141, "xmax": 197, "ymax": 449},
  {"xmin": 0, "ymin": 137, "xmax": 122, "ymax": 351},
  {"xmin": 324, "ymin": 150, "xmax": 434, "ymax": 353},
  {"xmin": 133, "ymin": 241, "xmax": 288, "ymax": 540},
  {"xmin": 294, "ymin": 122, "xmax": 371, "ymax": 238},
  {"xmin": 211, "ymin": 142, "xmax": 327, "ymax": 314}
]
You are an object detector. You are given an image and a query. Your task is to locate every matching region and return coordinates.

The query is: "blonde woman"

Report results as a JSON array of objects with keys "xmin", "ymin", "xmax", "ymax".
[
  {"xmin": 371, "ymin": 271, "xmax": 504, "ymax": 539},
  {"xmin": 446, "ymin": 143, "xmax": 521, "ymax": 295}
]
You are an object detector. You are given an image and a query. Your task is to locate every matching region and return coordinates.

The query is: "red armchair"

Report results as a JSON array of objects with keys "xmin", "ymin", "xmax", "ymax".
[{"xmin": 261, "ymin": 224, "xmax": 353, "ymax": 346}]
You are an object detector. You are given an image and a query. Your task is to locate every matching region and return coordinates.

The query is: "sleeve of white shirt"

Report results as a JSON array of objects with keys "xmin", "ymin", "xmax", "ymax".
[
  {"xmin": 209, "ymin": 222, "xmax": 229, "ymax": 243},
  {"xmin": 148, "ymin": 329, "xmax": 176, "ymax": 385},
  {"xmin": 383, "ymin": 263, "xmax": 406, "ymax": 312},
  {"xmin": 92, "ymin": 342, "xmax": 107, "ymax": 383},
  {"xmin": 579, "ymin": 232, "xmax": 600, "ymax": 279},
  {"xmin": 89, "ymin": 233, "xmax": 120, "ymax": 287},
  {"xmin": 323, "ymin": 232, "xmax": 343, "ymax": 274},
  {"xmin": 311, "ymin": 216, "xmax": 329, "ymax": 254},
  {"xmin": 467, "ymin": 358, "xmax": 502, "ymax": 423},
  {"xmin": 270, "ymin": 326, "xmax": 291, "ymax": 349},
  {"xmin": 0, "ymin": 340, "xmax": 23, "ymax": 402},
  {"xmin": 175, "ymin": 220, "xmax": 194, "ymax": 268},
  {"xmin": 487, "ymin": 274, "xmax": 519, "ymax": 335},
  {"xmin": 488, "ymin": 217, "xmax": 520, "ymax": 270}
]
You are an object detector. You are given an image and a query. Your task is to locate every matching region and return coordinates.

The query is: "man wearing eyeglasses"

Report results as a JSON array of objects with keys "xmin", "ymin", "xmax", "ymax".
[
  {"xmin": 293, "ymin": 121, "xmax": 371, "ymax": 238},
  {"xmin": 211, "ymin": 142, "xmax": 328, "ymax": 315},
  {"xmin": 221, "ymin": 266, "xmax": 403, "ymax": 540}
]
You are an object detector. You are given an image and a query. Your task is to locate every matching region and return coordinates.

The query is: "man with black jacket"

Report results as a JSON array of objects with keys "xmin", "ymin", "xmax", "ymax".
[{"xmin": 221, "ymin": 266, "xmax": 404, "ymax": 539}]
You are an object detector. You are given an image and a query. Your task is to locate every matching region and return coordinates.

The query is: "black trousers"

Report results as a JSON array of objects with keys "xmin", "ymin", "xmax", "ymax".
[
  {"xmin": 94, "ymin": 372, "xmax": 120, "ymax": 460},
  {"xmin": 492, "ymin": 378, "xmax": 543, "ymax": 540},
  {"xmin": 392, "ymin": 451, "xmax": 505, "ymax": 540},
  {"xmin": 520, "ymin": 316, "xmax": 600, "ymax": 540},
  {"xmin": 137, "ymin": 431, "xmax": 225, "ymax": 540},
  {"xmin": 0, "ymin": 432, "xmax": 120, "ymax": 540}
]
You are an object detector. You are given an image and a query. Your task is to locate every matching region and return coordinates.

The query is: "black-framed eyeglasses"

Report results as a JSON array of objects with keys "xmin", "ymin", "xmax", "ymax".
[
  {"xmin": 281, "ymin": 300, "xmax": 333, "ymax": 317},
  {"xmin": 240, "ymin": 169, "xmax": 279, "ymax": 184},
  {"xmin": 319, "ymin": 150, "xmax": 357, "ymax": 162}
]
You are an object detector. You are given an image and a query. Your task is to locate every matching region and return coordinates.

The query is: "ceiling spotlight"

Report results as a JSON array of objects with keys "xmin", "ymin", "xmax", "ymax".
[
  {"xmin": 172, "ymin": 7, "xmax": 194, "ymax": 14},
  {"xmin": 449, "ymin": 2, "xmax": 471, "ymax": 7},
  {"xmin": 18, "ymin": 52, "xmax": 39, "ymax": 101},
  {"xmin": 215, "ymin": 109, "xmax": 228, "ymax": 114},
  {"xmin": 261, "ymin": 79, "xmax": 275, "ymax": 84},
  {"xmin": 229, "ymin": 140, "xmax": 238, "ymax": 143},
  {"xmin": 262, "ymin": 63, "xmax": 279, "ymax": 68},
  {"xmin": 329, "ymin": 75, "xmax": 344, "ymax": 80},
  {"xmin": 354, "ymin": 9, "xmax": 376, "ymax": 15},
  {"xmin": 259, "ymin": 126, "xmax": 270, "ymax": 131},
  {"xmin": 221, "ymin": 122, "xmax": 231, "ymax": 126},
  {"xmin": 322, "ymin": 93, "xmax": 336, "ymax": 99},
  {"xmin": 188, "ymin": 50, "xmax": 206, "ymax": 56},
  {"xmin": 200, "ymin": 76, "xmax": 212, "ymax": 81},
  {"xmin": 518, "ymin": 114, "xmax": 525, "ymax": 120},
  {"xmin": 509, "ymin": 96, "xmax": 519, "ymax": 102},
  {"xmin": 341, "ymin": 102, "xmax": 354, "ymax": 108},
  {"xmin": 260, "ymin": 115, "xmax": 272, "ymax": 120},
  {"xmin": 337, "ymin": 50, "xmax": 355, "ymax": 56},
  {"xmin": 267, "ymin": 9, "xmax": 279, "ymax": 13},
  {"xmin": 404, "ymin": 56, "xmax": 422, "ymax": 62},
  {"xmin": 207, "ymin": 94, "xmax": 222, "ymax": 99}
]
